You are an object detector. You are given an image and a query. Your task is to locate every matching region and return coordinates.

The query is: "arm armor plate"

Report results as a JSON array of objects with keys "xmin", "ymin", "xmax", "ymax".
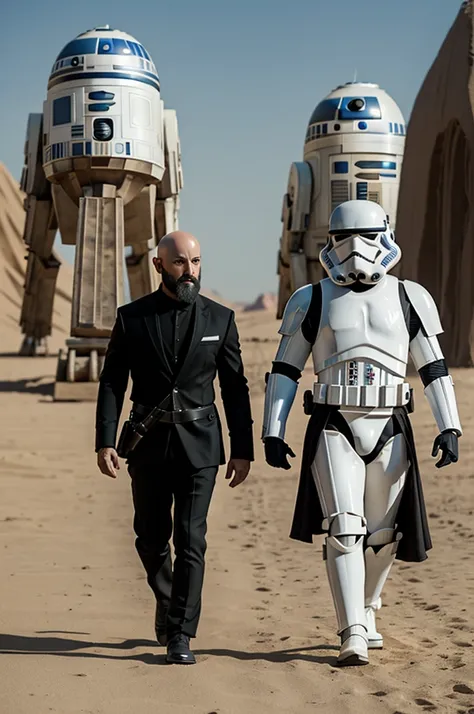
[
  {"xmin": 261, "ymin": 373, "xmax": 298, "ymax": 440},
  {"xmin": 262, "ymin": 284, "xmax": 313, "ymax": 440},
  {"xmin": 424, "ymin": 376, "xmax": 462, "ymax": 436},
  {"xmin": 406, "ymin": 284, "xmax": 462, "ymax": 436}
]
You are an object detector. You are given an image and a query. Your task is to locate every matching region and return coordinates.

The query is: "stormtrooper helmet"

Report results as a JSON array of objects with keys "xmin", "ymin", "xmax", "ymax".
[{"xmin": 319, "ymin": 200, "xmax": 401, "ymax": 286}]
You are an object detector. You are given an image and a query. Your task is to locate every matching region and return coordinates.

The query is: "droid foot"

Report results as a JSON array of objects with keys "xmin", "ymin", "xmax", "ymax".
[{"xmin": 19, "ymin": 336, "xmax": 49, "ymax": 357}]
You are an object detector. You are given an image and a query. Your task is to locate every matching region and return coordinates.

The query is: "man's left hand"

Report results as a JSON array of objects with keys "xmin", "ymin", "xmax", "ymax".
[{"xmin": 225, "ymin": 459, "xmax": 250, "ymax": 487}]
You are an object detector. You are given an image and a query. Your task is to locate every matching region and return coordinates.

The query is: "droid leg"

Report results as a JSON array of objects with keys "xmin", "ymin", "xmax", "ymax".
[
  {"xmin": 364, "ymin": 433, "xmax": 409, "ymax": 649},
  {"xmin": 276, "ymin": 251, "xmax": 292, "ymax": 319},
  {"xmin": 125, "ymin": 185, "xmax": 160, "ymax": 299},
  {"xmin": 311, "ymin": 430, "xmax": 369, "ymax": 666},
  {"xmin": 19, "ymin": 113, "xmax": 62, "ymax": 356},
  {"xmin": 55, "ymin": 189, "xmax": 125, "ymax": 400},
  {"xmin": 124, "ymin": 109, "xmax": 182, "ymax": 299},
  {"xmin": 276, "ymin": 162, "xmax": 312, "ymax": 316},
  {"xmin": 19, "ymin": 196, "xmax": 60, "ymax": 356}
]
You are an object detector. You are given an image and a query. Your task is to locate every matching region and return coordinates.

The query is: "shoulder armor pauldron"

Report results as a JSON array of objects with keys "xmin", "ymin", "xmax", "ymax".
[
  {"xmin": 278, "ymin": 284, "xmax": 313, "ymax": 336},
  {"xmin": 402, "ymin": 279, "xmax": 443, "ymax": 337}
]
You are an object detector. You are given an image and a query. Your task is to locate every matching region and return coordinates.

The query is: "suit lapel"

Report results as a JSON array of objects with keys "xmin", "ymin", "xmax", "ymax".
[
  {"xmin": 175, "ymin": 295, "xmax": 210, "ymax": 381},
  {"xmin": 144, "ymin": 309, "xmax": 173, "ymax": 376}
]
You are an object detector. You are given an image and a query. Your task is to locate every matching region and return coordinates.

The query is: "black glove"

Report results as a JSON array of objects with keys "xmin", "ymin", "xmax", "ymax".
[
  {"xmin": 264, "ymin": 436, "xmax": 296, "ymax": 470},
  {"xmin": 431, "ymin": 430, "xmax": 459, "ymax": 468}
]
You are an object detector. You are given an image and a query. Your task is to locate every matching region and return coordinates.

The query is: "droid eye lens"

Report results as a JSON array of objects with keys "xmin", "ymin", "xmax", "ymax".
[
  {"xmin": 93, "ymin": 118, "xmax": 114, "ymax": 141},
  {"xmin": 347, "ymin": 98, "xmax": 365, "ymax": 111}
]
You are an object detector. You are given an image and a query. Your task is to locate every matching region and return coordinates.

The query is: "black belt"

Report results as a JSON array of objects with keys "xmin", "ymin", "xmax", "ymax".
[{"xmin": 132, "ymin": 403, "xmax": 215, "ymax": 424}]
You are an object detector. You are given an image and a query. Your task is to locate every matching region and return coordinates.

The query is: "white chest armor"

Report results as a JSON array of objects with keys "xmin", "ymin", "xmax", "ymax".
[{"xmin": 312, "ymin": 276, "xmax": 410, "ymax": 408}]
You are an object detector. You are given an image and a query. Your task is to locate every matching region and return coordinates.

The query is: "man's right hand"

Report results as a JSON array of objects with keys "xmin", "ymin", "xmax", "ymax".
[
  {"xmin": 97, "ymin": 447, "xmax": 120, "ymax": 478},
  {"xmin": 264, "ymin": 436, "xmax": 296, "ymax": 470}
]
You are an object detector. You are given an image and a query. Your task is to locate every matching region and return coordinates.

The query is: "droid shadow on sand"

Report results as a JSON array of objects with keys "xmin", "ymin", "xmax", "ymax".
[
  {"xmin": 0, "ymin": 376, "xmax": 54, "ymax": 396},
  {"xmin": 0, "ymin": 632, "xmax": 339, "ymax": 667}
]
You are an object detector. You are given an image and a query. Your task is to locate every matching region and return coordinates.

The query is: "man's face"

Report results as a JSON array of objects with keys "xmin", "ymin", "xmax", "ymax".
[{"xmin": 153, "ymin": 247, "xmax": 201, "ymax": 303}]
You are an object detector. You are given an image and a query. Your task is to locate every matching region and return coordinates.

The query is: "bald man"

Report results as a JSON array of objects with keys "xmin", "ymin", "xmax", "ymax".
[{"xmin": 95, "ymin": 232, "xmax": 254, "ymax": 664}]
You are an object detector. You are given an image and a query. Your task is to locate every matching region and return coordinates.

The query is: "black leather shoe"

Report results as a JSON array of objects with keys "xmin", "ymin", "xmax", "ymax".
[
  {"xmin": 166, "ymin": 633, "xmax": 196, "ymax": 664},
  {"xmin": 154, "ymin": 600, "xmax": 169, "ymax": 646}
]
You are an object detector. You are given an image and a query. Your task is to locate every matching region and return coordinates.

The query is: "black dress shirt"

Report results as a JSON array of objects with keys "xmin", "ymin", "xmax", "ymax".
[{"xmin": 156, "ymin": 288, "xmax": 195, "ymax": 374}]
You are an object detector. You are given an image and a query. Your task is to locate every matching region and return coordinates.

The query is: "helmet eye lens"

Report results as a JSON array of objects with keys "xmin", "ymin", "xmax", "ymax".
[{"xmin": 332, "ymin": 231, "xmax": 379, "ymax": 243}]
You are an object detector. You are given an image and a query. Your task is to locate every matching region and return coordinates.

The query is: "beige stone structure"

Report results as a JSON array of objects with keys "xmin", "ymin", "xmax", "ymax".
[{"xmin": 395, "ymin": 0, "xmax": 474, "ymax": 367}]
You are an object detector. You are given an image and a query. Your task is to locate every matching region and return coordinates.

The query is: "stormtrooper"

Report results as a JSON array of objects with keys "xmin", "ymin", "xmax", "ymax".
[{"xmin": 262, "ymin": 199, "xmax": 462, "ymax": 666}]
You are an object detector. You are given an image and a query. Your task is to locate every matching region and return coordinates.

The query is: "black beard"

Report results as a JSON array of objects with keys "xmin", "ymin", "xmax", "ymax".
[{"xmin": 161, "ymin": 267, "xmax": 201, "ymax": 304}]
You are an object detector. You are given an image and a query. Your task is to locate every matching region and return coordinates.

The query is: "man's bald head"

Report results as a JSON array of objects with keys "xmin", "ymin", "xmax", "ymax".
[
  {"xmin": 157, "ymin": 231, "xmax": 200, "ymax": 261},
  {"xmin": 153, "ymin": 231, "xmax": 202, "ymax": 303}
]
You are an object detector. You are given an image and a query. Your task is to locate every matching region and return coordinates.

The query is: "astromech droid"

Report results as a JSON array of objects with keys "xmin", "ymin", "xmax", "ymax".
[
  {"xmin": 19, "ymin": 26, "xmax": 183, "ymax": 400},
  {"xmin": 276, "ymin": 82, "xmax": 406, "ymax": 318}
]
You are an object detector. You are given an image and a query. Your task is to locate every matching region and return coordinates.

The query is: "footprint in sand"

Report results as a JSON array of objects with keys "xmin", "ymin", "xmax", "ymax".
[
  {"xmin": 453, "ymin": 684, "xmax": 474, "ymax": 694},
  {"xmin": 450, "ymin": 623, "xmax": 473, "ymax": 632}
]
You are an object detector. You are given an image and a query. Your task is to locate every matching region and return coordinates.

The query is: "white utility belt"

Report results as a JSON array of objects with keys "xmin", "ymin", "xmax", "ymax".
[{"xmin": 312, "ymin": 382, "xmax": 411, "ymax": 408}]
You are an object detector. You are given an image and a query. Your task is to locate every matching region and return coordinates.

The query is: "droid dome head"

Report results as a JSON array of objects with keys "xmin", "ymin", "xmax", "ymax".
[
  {"xmin": 50, "ymin": 26, "xmax": 158, "ymax": 79},
  {"xmin": 319, "ymin": 200, "xmax": 401, "ymax": 286},
  {"xmin": 43, "ymin": 25, "xmax": 165, "ymax": 198},
  {"xmin": 304, "ymin": 81, "xmax": 406, "ymax": 146}
]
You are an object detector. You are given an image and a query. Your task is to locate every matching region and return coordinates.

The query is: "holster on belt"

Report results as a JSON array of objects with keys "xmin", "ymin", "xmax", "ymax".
[{"xmin": 116, "ymin": 396, "xmax": 215, "ymax": 459}]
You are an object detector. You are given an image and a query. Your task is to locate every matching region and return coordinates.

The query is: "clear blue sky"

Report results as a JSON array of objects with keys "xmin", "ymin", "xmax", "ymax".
[{"xmin": 1, "ymin": 0, "xmax": 463, "ymax": 302}]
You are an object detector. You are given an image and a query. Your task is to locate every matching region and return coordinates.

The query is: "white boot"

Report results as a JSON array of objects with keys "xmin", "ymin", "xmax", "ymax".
[
  {"xmin": 365, "ymin": 599, "xmax": 383, "ymax": 649},
  {"xmin": 364, "ymin": 529, "xmax": 402, "ymax": 650},
  {"xmin": 323, "ymin": 515, "xmax": 369, "ymax": 666},
  {"xmin": 337, "ymin": 625, "xmax": 369, "ymax": 666}
]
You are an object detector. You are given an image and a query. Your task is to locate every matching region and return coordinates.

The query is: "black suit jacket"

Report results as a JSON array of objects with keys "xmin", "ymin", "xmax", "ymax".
[{"xmin": 95, "ymin": 290, "xmax": 254, "ymax": 469}]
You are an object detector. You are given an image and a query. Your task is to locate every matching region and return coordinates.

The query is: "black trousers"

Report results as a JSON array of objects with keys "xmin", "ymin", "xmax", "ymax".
[{"xmin": 127, "ymin": 430, "xmax": 217, "ymax": 639}]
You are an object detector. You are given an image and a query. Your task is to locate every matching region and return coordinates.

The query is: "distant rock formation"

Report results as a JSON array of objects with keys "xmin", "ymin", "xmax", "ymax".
[
  {"xmin": 243, "ymin": 293, "xmax": 277, "ymax": 312},
  {"xmin": 395, "ymin": 0, "xmax": 474, "ymax": 366},
  {"xmin": 200, "ymin": 289, "xmax": 236, "ymax": 310}
]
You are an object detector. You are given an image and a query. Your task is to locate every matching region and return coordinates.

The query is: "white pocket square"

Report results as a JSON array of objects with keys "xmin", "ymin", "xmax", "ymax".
[{"xmin": 201, "ymin": 335, "xmax": 219, "ymax": 342}]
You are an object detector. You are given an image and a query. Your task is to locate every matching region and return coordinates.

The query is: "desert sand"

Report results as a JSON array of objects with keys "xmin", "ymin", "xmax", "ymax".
[{"xmin": 1, "ymin": 165, "xmax": 474, "ymax": 714}]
